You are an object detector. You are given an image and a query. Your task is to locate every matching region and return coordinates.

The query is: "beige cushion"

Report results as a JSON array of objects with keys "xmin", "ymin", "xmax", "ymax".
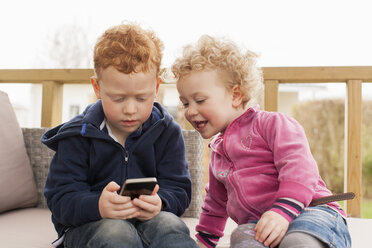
[
  {"xmin": 182, "ymin": 217, "xmax": 237, "ymax": 248},
  {"xmin": 0, "ymin": 90, "xmax": 38, "ymax": 213},
  {"xmin": 0, "ymin": 208, "xmax": 55, "ymax": 247}
]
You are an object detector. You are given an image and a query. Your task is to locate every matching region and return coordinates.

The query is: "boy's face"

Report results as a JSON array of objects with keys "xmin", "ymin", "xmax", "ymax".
[
  {"xmin": 91, "ymin": 66, "xmax": 159, "ymax": 142},
  {"xmin": 177, "ymin": 70, "xmax": 243, "ymax": 139}
]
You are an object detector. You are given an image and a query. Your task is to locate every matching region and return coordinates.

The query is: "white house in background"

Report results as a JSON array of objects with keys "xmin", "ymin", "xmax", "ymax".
[
  {"xmin": 278, "ymin": 84, "xmax": 329, "ymax": 116},
  {"xmin": 61, "ymin": 84, "xmax": 96, "ymax": 122}
]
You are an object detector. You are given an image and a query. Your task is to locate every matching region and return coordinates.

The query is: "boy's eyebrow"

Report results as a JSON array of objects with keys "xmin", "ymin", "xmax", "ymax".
[
  {"xmin": 107, "ymin": 92, "xmax": 152, "ymax": 97},
  {"xmin": 106, "ymin": 93, "xmax": 123, "ymax": 97}
]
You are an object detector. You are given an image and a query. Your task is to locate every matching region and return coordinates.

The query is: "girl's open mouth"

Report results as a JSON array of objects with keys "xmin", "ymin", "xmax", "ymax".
[{"xmin": 194, "ymin": 121, "xmax": 208, "ymax": 130}]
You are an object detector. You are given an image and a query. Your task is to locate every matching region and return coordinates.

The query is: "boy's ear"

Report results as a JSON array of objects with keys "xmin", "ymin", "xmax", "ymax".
[
  {"xmin": 91, "ymin": 76, "xmax": 101, "ymax": 99},
  {"xmin": 156, "ymin": 78, "xmax": 162, "ymax": 94},
  {"xmin": 231, "ymin": 85, "xmax": 243, "ymax": 108}
]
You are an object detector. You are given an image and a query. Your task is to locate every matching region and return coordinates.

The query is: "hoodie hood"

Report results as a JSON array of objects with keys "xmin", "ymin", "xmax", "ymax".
[{"xmin": 41, "ymin": 100, "xmax": 170, "ymax": 151}]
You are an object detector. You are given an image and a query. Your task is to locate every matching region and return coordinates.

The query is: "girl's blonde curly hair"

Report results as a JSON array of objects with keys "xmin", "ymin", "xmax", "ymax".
[
  {"xmin": 93, "ymin": 23, "xmax": 164, "ymax": 79},
  {"xmin": 172, "ymin": 35, "xmax": 262, "ymax": 108}
]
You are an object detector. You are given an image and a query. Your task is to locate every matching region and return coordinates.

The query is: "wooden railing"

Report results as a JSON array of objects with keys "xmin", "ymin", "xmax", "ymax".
[{"xmin": 1, "ymin": 66, "xmax": 371, "ymax": 217}]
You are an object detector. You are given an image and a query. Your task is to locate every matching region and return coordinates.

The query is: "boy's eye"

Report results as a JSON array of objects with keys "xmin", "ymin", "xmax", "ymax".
[
  {"xmin": 113, "ymin": 98, "xmax": 124, "ymax": 102},
  {"xmin": 137, "ymin": 97, "xmax": 146, "ymax": 102},
  {"xmin": 182, "ymin": 102, "xmax": 189, "ymax": 108},
  {"xmin": 196, "ymin": 99, "xmax": 205, "ymax": 104}
]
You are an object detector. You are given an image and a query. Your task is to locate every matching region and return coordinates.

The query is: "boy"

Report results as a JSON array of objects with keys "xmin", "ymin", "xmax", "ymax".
[{"xmin": 42, "ymin": 24, "xmax": 198, "ymax": 248}]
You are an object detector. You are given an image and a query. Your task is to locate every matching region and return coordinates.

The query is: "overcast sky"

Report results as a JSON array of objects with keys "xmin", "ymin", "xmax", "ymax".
[{"xmin": 1, "ymin": 0, "xmax": 371, "ymax": 69}]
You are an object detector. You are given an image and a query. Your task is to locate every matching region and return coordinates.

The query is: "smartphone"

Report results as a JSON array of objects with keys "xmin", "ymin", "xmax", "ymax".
[{"xmin": 119, "ymin": 177, "xmax": 157, "ymax": 199}]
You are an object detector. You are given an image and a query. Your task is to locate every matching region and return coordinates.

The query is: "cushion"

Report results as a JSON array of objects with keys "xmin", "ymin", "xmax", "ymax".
[
  {"xmin": 0, "ymin": 90, "xmax": 38, "ymax": 213},
  {"xmin": 0, "ymin": 208, "xmax": 56, "ymax": 247}
]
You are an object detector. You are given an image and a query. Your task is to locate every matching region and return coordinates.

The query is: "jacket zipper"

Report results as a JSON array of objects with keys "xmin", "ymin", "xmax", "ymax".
[
  {"xmin": 229, "ymin": 173, "xmax": 262, "ymax": 218},
  {"xmin": 222, "ymin": 118, "xmax": 262, "ymax": 219}
]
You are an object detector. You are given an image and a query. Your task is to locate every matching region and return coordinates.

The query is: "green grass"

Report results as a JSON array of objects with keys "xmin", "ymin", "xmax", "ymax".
[
  {"xmin": 338, "ymin": 199, "xmax": 372, "ymax": 218},
  {"xmin": 362, "ymin": 199, "xmax": 372, "ymax": 218}
]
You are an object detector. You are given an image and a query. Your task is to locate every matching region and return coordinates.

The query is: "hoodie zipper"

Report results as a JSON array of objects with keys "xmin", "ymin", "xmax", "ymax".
[
  {"xmin": 124, "ymin": 150, "xmax": 129, "ymax": 164},
  {"xmin": 123, "ymin": 149, "xmax": 129, "ymax": 183},
  {"xmin": 118, "ymin": 115, "xmax": 162, "ymax": 183}
]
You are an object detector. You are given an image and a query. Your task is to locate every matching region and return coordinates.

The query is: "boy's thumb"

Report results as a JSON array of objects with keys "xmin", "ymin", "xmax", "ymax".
[
  {"xmin": 105, "ymin": 181, "xmax": 120, "ymax": 192},
  {"xmin": 152, "ymin": 184, "xmax": 159, "ymax": 195}
]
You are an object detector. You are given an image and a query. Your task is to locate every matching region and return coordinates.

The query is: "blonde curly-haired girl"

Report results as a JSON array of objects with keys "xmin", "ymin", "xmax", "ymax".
[{"xmin": 172, "ymin": 35, "xmax": 351, "ymax": 248}]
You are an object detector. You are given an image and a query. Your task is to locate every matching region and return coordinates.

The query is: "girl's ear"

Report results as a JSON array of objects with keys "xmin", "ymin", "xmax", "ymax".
[
  {"xmin": 156, "ymin": 77, "xmax": 162, "ymax": 94},
  {"xmin": 91, "ymin": 76, "xmax": 101, "ymax": 99},
  {"xmin": 231, "ymin": 85, "xmax": 243, "ymax": 108}
]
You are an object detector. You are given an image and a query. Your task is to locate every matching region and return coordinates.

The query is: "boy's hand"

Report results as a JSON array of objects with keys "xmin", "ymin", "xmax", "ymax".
[
  {"xmin": 99, "ymin": 181, "xmax": 139, "ymax": 219},
  {"xmin": 132, "ymin": 184, "xmax": 161, "ymax": 221},
  {"xmin": 254, "ymin": 210, "xmax": 289, "ymax": 248}
]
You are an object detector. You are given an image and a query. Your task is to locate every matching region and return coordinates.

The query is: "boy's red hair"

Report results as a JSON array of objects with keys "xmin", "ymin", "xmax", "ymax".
[{"xmin": 93, "ymin": 24, "xmax": 164, "ymax": 78}]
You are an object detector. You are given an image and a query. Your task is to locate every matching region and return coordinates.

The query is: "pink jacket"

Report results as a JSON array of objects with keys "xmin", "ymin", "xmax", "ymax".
[{"xmin": 196, "ymin": 106, "xmax": 344, "ymax": 237}]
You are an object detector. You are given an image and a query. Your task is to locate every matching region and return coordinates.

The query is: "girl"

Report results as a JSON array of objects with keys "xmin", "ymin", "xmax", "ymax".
[{"xmin": 172, "ymin": 35, "xmax": 351, "ymax": 248}]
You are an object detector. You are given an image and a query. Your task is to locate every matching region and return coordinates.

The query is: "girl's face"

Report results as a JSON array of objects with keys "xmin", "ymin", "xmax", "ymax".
[{"xmin": 177, "ymin": 69, "xmax": 244, "ymax": 139}]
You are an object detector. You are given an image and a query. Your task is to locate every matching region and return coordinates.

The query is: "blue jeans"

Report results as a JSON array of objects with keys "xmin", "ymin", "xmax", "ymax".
[
  {"xmin": 230, "ymin": 206, "xmax": 351, "ymax": 248},
  {"xmin": 64, "ymin": 211, "xmax": 198, "ymax": 248},
  {"xmin": 287, "ymin": 205, "xmax": 351, "ymax": 248}
]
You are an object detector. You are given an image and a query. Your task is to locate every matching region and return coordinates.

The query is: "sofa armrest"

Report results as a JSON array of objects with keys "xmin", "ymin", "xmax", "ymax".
[
  {"xmin": 22, "ymin": 128, "xmax": 54, "ymax": 208},
  {"xmin": 182, "ymin": 130, "xmax": 204, "ymax": 218}
]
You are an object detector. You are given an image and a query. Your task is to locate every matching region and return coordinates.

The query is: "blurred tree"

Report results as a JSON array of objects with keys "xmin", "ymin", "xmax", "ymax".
[
  {"xmin": 292, "ymin": 99, "xmax": 372, "ymax": 198},
  {"xmin": 361, "ymin": 101, "xmax": 372, "ymax": 198},
  {"xmin": 40, "ymin": 24, "xmax": 92, "ymax": 68},
  {"xmin": 293, "ymin": 99, "xmax": 345, "ymax": 193}
]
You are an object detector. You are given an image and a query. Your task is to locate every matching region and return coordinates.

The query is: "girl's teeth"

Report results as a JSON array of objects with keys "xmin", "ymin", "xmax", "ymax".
[{"xmin": 196, "ymin": 121, "xmax": 207, "ymax": 128}]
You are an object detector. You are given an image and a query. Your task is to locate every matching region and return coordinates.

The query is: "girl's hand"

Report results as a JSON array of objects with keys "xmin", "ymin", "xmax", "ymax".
[
  {"xmin": 254, "ymin": 210, "xmax": 289, "ymax": 247},
  {"xmin": 196, "ymin": 239, "xmax": 208, "ymax": 248},
  {"xmin": 132, "ymin": 184, "xmax": 161, "ymax": 221}
]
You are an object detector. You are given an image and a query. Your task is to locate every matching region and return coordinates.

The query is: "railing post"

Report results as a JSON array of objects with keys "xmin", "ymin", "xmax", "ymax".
[
  {"xmin": 41, "ymin": 81, "xmax": 63, "ymax": 127},
  {"xmin": 345, "ymin": 80, "xmax": 362, "ymax": 217},
  {"xmin": 264, "ymin": 80, "xmax": 279, "ymax": 112}
]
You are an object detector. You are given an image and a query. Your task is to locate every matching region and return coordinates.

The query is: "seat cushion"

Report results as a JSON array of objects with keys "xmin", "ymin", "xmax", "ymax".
[
  {"xmin": 182, "ymin": 217, "xmax": 237, "ymax": 248},
  {"xmin": 347, "ymin": 217, "xmax": 372, "ymax": 247},
  {"xmin": 0, "ymin": 208, "xmax": 56, "ymax": 247},
  {"xmin": 0, "ymin": 90, "xmax": 38, "ymax": 213}
]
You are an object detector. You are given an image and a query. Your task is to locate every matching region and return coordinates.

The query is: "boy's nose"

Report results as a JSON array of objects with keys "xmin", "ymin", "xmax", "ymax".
[{"xmin": 123, "ymin": 100, "xmax": 137, "ymax": 114}]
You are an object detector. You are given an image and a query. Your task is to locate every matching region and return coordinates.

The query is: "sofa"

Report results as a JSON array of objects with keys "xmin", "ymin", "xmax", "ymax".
[{"xmin": 0, "ymin": 90, "xmax": 371, "ymax": 248}]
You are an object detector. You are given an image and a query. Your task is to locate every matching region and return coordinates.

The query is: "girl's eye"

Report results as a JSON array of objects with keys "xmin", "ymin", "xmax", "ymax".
[
  {"xmin": 182, "ymin": 103, "xmax": 189, "ymax": 108},
  {"xmin": 137, "ymin": 98, "xmax": 146, "ymax": 102},
  {"xmin": 114, "ymin": 98, "xmax": 124, "ymax": 102},
  {"xmin": 196, "ymin": 99, "xmax": 205, "ymax": 104}
]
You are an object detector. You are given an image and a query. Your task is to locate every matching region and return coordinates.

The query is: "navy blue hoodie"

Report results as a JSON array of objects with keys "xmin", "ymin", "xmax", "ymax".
[{"xmin": 42, "ymin": 100, "xmax": 191, "ymax": 241}]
